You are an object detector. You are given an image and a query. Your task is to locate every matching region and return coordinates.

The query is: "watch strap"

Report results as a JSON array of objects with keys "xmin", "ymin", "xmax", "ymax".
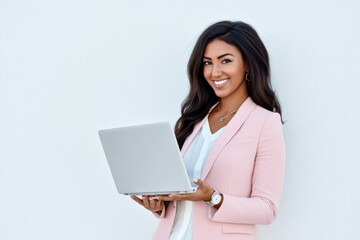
[{"xmin": 205, "ymin": 189, "xmax": 222, "ymax": 207}]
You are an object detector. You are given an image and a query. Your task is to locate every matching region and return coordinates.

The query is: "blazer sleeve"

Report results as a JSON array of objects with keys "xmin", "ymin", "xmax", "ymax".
[{"xmin": 208, "ymin": 113, "xmax": 286, "ymax": 225}]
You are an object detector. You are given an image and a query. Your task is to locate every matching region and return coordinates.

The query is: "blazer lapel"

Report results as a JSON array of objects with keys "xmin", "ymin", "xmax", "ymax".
[{"xmin": 201, "ymin": 97, "xmax": 257, "ymax": 179}]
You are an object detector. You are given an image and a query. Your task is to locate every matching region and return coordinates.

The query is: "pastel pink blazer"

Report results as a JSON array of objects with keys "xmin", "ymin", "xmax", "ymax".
[{"xmin": 152, "ymin": 97, "xmax": 286, "ymax": 240}]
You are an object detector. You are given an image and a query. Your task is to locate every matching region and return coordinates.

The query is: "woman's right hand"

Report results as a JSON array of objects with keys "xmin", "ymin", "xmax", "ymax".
[{"xmin": 131, "ymin": 195, "xmax": 165, "ymax": 214}]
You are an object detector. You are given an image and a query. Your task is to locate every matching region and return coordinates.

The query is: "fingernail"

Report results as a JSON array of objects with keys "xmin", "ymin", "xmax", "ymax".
[{"xmin": 193, "ymin": 178, "xmax": 198, "ymax": 182}]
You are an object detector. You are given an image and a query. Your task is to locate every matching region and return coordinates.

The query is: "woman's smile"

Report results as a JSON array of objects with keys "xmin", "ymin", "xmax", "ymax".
[{"xmin": 213, "ymin": 78, "xmax": 229, "ymax": 88}]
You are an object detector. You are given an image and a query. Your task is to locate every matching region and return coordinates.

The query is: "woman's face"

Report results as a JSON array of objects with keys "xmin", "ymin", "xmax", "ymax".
[{"xmin": 203, "ymin": 39, "xmax": 248, "ymax": 100}]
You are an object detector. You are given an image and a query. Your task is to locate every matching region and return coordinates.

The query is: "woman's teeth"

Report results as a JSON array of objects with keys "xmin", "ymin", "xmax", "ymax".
[{"xmin": 213, "ymin": 79, "xmax": 229, "ymax": 87}]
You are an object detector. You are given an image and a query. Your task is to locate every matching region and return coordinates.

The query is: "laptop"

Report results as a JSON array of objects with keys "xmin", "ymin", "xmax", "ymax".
[{"xmin": 98, "ymin": 122, "xmax": 196, "ymax": 195}]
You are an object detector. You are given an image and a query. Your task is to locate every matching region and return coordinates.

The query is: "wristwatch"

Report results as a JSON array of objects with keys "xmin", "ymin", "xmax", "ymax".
[{"xmin": 205, "ymin": 189, "xmax": 222, "ymax": 207}]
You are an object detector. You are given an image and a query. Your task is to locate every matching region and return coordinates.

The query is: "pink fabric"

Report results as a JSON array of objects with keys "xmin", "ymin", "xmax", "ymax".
[{"xmin": 152, "ymin": 97, "xmax": 286, "ymax": 240}]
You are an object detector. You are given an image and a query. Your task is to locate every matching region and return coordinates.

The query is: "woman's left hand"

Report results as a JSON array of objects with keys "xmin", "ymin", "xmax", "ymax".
[{"xmin": 154, "ymin": 178, "xmax": 214, "ymax": 202}]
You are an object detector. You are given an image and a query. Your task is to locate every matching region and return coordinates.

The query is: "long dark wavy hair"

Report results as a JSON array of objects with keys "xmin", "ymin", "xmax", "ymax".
[{"xmin": 174, "ymin": 21, "xmax": 282, "ymax": 149}]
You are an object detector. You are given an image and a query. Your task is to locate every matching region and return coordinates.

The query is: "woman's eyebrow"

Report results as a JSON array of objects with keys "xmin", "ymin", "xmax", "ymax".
[
  {"xmin": 203, "ymin": 53, "xmax": 234, "ymax": 60},
  {"xmin": 217, "ymin": 53, "xmax": 234, "ymax": 59}
]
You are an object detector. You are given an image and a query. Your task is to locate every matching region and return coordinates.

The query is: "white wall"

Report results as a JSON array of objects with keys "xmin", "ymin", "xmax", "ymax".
[{"xmin": 1, "ymin": 0, "xmax": 359, "ymax": 239}]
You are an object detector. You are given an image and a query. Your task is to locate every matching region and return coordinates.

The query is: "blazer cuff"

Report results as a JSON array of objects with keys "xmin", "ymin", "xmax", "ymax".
[
  {"xmin": 152, "ymin": 201, "xmax": 171, "ymax": 219},
  {"xmin": 207, "ymin": 193, "xmax": 276, "ymax": 225}
]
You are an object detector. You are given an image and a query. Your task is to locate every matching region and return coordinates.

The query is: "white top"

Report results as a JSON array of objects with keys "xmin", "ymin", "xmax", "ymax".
[{"xmin": 169, "ymin": 118, "xmax": 224, "ymax": 240}]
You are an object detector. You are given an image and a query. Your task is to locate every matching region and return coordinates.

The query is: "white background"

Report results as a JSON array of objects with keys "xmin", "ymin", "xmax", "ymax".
[{"xmin": 1, "ymin": 0, "xmax": 359, "ymax": 239}]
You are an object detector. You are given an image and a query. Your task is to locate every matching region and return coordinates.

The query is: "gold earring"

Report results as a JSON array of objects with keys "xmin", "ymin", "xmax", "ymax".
[{"xmin": 245, "ymin": 72, "xmax": 250, "ymax": 82}]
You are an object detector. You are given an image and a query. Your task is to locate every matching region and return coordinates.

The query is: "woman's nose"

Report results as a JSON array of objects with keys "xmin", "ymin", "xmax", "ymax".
[{"xmin": 211, "ymin": 64, "xmax": 222, "ymax": 78}]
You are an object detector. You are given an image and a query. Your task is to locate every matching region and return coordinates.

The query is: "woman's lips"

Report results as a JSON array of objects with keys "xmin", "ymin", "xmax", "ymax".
[{"xmin": 213, "ymin": 78, "xmax": 229, "ymax": 88}]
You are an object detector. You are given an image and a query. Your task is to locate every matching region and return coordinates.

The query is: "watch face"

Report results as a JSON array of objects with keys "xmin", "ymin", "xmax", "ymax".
[{"xmin": 212, "ymin": 193, "xmax": 222, "ymax": 205}]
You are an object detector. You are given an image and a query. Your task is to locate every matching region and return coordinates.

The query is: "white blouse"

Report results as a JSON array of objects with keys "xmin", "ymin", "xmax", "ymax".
[{"xmin": 169, "ymin": 118, "xmax": 224, "ymax": 240}]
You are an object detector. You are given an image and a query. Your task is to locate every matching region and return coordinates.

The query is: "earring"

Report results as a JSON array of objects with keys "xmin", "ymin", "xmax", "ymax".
[{"xmin": 245, "ymin": 72, "xmax": 250, "ymax": 82}]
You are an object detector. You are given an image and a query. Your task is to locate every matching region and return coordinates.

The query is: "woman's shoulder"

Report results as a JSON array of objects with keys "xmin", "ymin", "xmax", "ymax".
[{"xmin": 251, "ymin": 103, "xmax": 282, "ymax": 125}]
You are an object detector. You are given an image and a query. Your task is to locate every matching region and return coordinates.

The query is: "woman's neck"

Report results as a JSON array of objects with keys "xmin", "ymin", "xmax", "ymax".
[{"xmin": 217, "ymin": 93, "xmax": 249, "ymax": 113}]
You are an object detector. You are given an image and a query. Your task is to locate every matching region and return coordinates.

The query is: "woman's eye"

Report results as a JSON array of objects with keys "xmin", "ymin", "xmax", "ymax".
[
  {"xmin": 222, "ymin": 59, "xmax": 232, "ymax": 64},
  {"xmin": 203, "ymin": 61, "xmax": 212, "ymax": 66}
]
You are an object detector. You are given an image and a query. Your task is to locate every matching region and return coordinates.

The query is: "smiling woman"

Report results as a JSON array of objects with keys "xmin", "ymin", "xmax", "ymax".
[
  {"xmin": 131, "ymin": 21, "xmax": 286, "ymax": 240},
  {"xmin": 202, "ymin": 39, "xmax": 249, "ymax": 133}
]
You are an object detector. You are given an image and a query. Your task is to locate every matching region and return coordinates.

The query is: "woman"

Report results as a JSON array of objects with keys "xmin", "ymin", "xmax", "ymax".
[{"xmin": 131, "ymin": 20, "xmax": 286, "ymax": 240}]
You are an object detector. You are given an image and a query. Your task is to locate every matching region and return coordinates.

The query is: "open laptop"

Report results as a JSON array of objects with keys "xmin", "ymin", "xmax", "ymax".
[{"xmin": 98, "ymin": 122, "xmax": 196, "ymax": 195}]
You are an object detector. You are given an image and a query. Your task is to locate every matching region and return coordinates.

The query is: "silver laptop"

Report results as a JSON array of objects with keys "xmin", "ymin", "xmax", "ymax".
[{"xmin": 98, "ymin": 122, "xmax": 196, "ymax": 195}]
